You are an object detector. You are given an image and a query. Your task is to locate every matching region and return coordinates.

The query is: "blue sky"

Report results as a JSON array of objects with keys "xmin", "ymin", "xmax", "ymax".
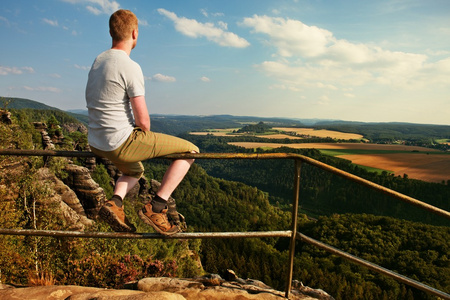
[{"xmin": 1, "ymin": 0, "xmax": 449, "ymax": 125}]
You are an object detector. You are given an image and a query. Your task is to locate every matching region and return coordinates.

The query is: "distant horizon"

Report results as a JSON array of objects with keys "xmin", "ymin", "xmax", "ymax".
[
  {"xmin": 5, "ymin": 95, "xmax": 450, "ymax": 127},
  {"xmin": 1, "ymin": 1, "xmax": 449, "ymax": 126}
]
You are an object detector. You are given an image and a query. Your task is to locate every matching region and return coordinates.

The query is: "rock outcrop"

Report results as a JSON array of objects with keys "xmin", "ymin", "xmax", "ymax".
[
  {"xmin": 1, "ymin": 109, "xmax": 12, "ymax": 125},
  {"xmin": 61, "ymin": 123, "xmax": 88, "ymax": 135},
  {"xmin": 0, "ymin": 276, "xmax": 335, "ymax": 300},
  {"xmin": 36, "ymin": 168, "xmax": 93, "ymax": 230},
  {"xmin": 63, "ymin": 164, "xmax": 107, "ymax": 219}
]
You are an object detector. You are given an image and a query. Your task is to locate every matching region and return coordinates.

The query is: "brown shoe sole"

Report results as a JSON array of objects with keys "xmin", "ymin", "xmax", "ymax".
[
  {"xmin": 99, "ymin": 205, "xmax": 136, "ymax": 233},
  {"xmin": 138, "ymin": 209, "xmax": 179, "ymax": 236}
]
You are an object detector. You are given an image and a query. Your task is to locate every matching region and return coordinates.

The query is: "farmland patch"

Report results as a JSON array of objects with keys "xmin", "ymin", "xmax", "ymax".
[
  {"xmin": 229, "ymin": 142, "xmax": 447, "ymax": 182},
  {"xmin": 339, "ymin": 153, "xmax": 450, "ymax": 183},
  {"xmin": 274, "ymin": 127, "xmax": 364, "ymax": 140}
]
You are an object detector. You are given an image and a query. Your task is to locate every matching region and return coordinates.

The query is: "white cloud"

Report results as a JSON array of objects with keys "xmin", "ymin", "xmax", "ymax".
[
  {"xmin": 23, "ymin": 86, "xmax": 62, "ymax": 93},
  {"xmin": 158, "ymin": 8, "xmax": 249, "ymax": 48},
  {"xmin": 241, "ymin": 15, "xmax": 332, "ymax": 57},
  {"xmin": 150, "ymin": 73, "xmax": 176, "ymax": 82},
  {"xmin": 269, "ymin": 84, "xmax": 301, "ymax": 92},
  {"xmin": 138, "ymin": 19, "xmax": 148, "ymax": 26},
  {"xmin": 61, "ymin": 0, "xmax": 120, "ymax": 15},
  {"xmin": 0, "ymin": 16, "xmax": 10, "ymax": 26},
  {"xmin": 217, "ymin": 21, "xmax": 227, "ymax": 30},
  {"xmin": 0, "ymin": 66, "xmax": 35, "ymax": 75},
  {"xmin": 243, "ymin": 14, "xmax": 450, "ymax": 91},
  {"xmin": 74, "ymin": 64, "xmax": 90, "ymax": 70},
  {"xmin": 317, "ymin": 95, "xmax": 330, "ymax": 105},
  {"xmin": 43, "ymin": 18, "xmax": 59, "ymax": 27},
  {"xmin": 200, "ymin": 76, "xmax": 210, "ymax": 82},
  {"xmin": 200, "ymin": 8, "xmax": 224, "ymax": 18},
  {"xmin": 344, "ymin": 93, "xmax": 355, "ymax": 98}
]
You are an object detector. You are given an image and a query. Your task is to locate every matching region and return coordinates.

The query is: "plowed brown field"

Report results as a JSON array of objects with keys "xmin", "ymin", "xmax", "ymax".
[
  {"xmin": 340, "ymin": 153, "xmax": 450, "ymax": 183},
  {"xmin": 229, "ymin": 142, "xmax": 449, "ymax": 183}
]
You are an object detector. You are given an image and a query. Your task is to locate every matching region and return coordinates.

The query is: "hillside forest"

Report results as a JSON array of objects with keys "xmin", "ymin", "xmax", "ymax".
[{"xmin": 0, "ymin": 99, "xmax": 449, "ymax": 300}]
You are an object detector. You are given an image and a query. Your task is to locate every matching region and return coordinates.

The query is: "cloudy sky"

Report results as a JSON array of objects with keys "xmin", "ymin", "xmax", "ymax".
[{"xmin": 1, "ymin": 0, "xmax": 449, "ymax": 125}]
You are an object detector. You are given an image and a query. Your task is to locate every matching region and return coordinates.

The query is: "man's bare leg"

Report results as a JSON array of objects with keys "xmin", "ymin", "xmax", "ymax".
[
  {"xmin": 114, "ymin": 175, "xmax": 140, "ymax": 200},
  {"xmin": 157, "ymin": 158, "xmax": 195, "ymax": 200}
]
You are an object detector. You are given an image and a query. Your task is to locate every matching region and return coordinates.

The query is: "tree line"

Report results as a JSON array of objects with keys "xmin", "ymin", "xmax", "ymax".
[{"xmin": 0, "ymin": 108, "xmax": 448, "ymax": 299}]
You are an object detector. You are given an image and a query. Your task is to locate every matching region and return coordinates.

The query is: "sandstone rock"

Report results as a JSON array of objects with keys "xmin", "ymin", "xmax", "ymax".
[
  {"xmin": 64, "ymin": 164, "xmax": 106, "ymax": 218},
  {"xmin": 136, "ymin": 277, "xmax": 330, "ymax": 300},
  {"xmin": 36, "ymin": 168, "xmax": 93, "ymax": 230},
  {"xmin": 61, "ymin": 123, "xmax": 88, "ymax": 135},
  {"xmin": 41, "ymin": 130, "xmax": 55, "ymax": 150},
  {"xmin": 68, "ymin": 290, "xmax": 184, "ymax": 300},
  {"xmin": 33, "ymin": 122, "xmax": 47, "ymax": 131},
  {"xmin": 0, "ymin": 284, "xmax": 185, "ymax": 300},
  {"xmin": 1, "ymin": 109, "xmax": 12, "ymax": 125},
  {"xmin": 0, "ymin": 277, "xmax": 333, "ymax": 300},
  {"xmin": 137, "ymin": 277, "xmax": 203, "ymax": 293},
  {"xmin": 0, "ymin": 285, "xmax": 105, "ymax": 300},
  {"xmin": 84, "ymin": 146, "xmax": 96, "ymax": 172},
  {"xmin": 223, "ymin": 269, "xmax": 238, "ymax": 281}
]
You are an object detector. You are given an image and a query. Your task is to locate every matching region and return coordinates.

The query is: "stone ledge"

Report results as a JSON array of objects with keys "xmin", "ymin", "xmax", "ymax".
[{"xmin": 0, "ymin": 277, "xmax": 334, "ymax": 300}]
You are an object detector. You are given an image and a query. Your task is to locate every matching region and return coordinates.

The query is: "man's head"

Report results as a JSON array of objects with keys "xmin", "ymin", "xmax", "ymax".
[{"xmin": 109, "ymin": 9, "xmax": 138, "ymax": 45}]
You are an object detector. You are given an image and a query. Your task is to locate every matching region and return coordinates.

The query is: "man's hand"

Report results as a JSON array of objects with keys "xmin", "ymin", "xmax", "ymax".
[{"xmin": 130, "ymin": 95, "xmax": 150, "ymax": 131}]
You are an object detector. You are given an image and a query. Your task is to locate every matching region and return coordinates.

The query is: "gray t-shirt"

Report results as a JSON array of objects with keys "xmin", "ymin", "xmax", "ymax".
[{"xmin": 86, "ymin": 49, "xmax": 145, "ymax": 151}]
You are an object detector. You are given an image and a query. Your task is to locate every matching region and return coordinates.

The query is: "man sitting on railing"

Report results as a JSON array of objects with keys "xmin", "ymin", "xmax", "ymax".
[{"xmin": 85, "ymin": 9, "xmax": 199, "ymax": 235}]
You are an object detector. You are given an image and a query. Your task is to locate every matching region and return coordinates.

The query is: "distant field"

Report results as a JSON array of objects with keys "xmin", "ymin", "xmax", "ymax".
[
  {"xmin": 190, "ymin": 128, "xmax": 240, "ymax": 137},
  {"xmin": 229, "ymin": 142, "xmax": 448, "ymax": 183},
  {"xmin": 274, "ymin": 127, "xmax": 364, "ymax": 140},
  {"xmin": 190, "ymin": 127, "xmax": 362, "ymax": 140},
  {"xmin": 255, "ymin": 134, "xmax": 302, "ymax": 140},
  {"xmin": 229, "ymin": 142, "xmax": 438, "ymax": 152},
  {"xmin": 340, "ymin": 153, "xmax": 450, "ymax": 183}
]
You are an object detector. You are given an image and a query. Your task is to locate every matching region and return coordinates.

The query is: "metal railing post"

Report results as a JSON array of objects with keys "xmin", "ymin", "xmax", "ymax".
[{"xmin": 285, "ymin": 158, "xmax": 302, "ymax": 298}]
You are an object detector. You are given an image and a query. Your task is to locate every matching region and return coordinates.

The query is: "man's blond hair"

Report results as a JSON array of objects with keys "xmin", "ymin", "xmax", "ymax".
[{"xmin": 109, "ymin": 9, "xmax": 138, "ymax": 42}]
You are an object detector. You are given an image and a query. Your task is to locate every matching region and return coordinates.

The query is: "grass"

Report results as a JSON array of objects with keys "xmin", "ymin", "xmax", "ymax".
[{"xmin": 436, "ymin": 139, "xmax": 450, "ymax": 144}]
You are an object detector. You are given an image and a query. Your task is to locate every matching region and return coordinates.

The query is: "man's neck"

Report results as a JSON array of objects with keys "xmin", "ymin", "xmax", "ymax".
[{"xmin": 111, "ymin": 40, "xmax": 132, "ymax": 56}]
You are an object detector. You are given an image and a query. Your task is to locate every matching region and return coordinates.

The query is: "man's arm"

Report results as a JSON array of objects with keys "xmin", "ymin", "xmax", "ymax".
[{"xmin": 130, "ymin": 95, "xmax": 150, "ymax": 131}]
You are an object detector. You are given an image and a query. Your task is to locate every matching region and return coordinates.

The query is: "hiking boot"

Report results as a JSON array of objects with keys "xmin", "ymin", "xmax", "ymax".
[
  {"xmin": 167, "ymin": 198, "xmax": 187, "ymax": 232},
  {"xmin": 150, "ymin": 179, "xmax": 187, "ymax": 231},
  {"xmin": 138, "ymin": 202, "xmax": 180, "ymax": 235},
  {"xmin": 99, "ymin": 200, "xmax": 136, "ymax": 233}
]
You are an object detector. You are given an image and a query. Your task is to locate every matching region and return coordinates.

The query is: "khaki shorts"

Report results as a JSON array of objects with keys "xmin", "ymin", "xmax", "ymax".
[{"xmin": 90, "ymin": 128, "xmax": 199, "ymax": 178}]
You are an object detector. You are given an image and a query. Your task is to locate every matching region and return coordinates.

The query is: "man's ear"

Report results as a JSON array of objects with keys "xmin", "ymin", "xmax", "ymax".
[{"xmin": 132, "ymin": 28, "xmax": 138, "ymax": 40}]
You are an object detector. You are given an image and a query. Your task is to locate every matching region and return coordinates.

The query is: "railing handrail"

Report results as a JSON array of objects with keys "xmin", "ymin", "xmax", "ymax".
[
  {"xmin": 2, "ymin": 149, "xmax": 449, "ymax": 220},
  {"xmin": 0, "ymin": 149, "xmax": 449, "ymax": 299}
]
